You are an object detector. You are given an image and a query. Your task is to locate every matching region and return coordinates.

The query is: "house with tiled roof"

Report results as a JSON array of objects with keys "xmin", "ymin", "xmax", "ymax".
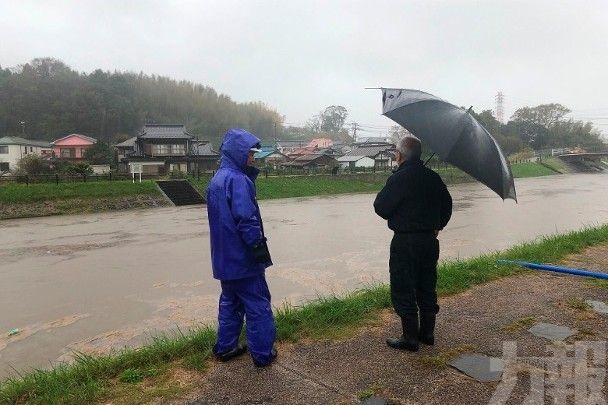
[
  {"xmin": 117, "ymin": 124, "xmax": 219, "ymax": 174},
  {"xmin": 340, "ymin": 141, "xmax": 396, "ymax": 169},
  {"xmin": 282, "ymin": 153, "xmax": 338, "ymax": 169},
  {"xmin": 275, "ymin": 140, "xmax": 310, "ymax": 154},
  {"xmin": 0, "ymin": 136, "xmax": 53, "ymax": 173},
  {"xmin": 254, "ymin": 146, "xmax": 290, "ymax": 168},
  {"xmin": 51, "ymin": 134, "xmax": 97, "ymax": 160},
  {"xmin": 307, "ymin": 138, "xmax": 334, "ymax": 148}
]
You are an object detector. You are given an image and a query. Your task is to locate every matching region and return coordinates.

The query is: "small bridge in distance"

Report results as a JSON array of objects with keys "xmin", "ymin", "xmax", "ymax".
[{"xmin": 557, "ymin": 151, "xmax": 608, "ymax": 172}]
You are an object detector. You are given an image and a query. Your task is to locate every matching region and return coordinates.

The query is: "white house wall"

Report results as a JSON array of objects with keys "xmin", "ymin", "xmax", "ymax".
[
  {"xmin": 355, "ymin": 157, "xmax": 376, "ymax": 168},
  {"xmin": 0, "ymin": 145, "xmax": 49, "ymax": 172}
]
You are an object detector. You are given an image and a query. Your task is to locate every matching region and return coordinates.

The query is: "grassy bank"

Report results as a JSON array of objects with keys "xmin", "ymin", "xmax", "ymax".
[
  {"xmin": 509, "ymin": 161, "xmax": 557, "ymax": 177},
  {"xmin": 2, "ymin": 224, "xmax": 607, "ymax": 404},
  {"xmin": 0, "ymin": 181, "xmax": 167, "ymax": 220},
  {"xmin": 0, "ymin": 161, "xmax": 563, "ymax": 220},
  {"xmin": 0, "ymin": 181, "xmax": 160, "ymax": 204},
  {"xmin": 191, "ymin": 174, "xmax": 390, "ymax": 200}
]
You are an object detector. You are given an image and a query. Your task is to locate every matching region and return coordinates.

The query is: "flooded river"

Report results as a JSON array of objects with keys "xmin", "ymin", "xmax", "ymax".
[{"xmin": 1, "ymin": 173, "xmax": 607, "ymax": 377}]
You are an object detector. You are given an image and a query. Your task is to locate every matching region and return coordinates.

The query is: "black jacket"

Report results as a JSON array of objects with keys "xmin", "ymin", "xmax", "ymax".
[{"xmin": 374, "ymin": 159, "xmax": 452, "ymax": 233}]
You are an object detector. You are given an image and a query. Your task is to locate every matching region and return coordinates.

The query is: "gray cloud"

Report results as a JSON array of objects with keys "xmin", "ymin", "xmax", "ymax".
[{"xmin": 1, "ymin": 0, "xmax": 607, "ymax": 134}]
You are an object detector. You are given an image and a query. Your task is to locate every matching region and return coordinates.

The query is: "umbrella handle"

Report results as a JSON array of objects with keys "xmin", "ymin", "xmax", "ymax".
[{"xmin": 424, "ymin": 153, "xmax": 436, "ymax": 166}]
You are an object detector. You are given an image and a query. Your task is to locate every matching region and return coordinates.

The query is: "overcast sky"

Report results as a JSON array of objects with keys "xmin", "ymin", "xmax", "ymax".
[{"xmin": 2, "ymin": 0, "xmax": 607, "ymax": 136}]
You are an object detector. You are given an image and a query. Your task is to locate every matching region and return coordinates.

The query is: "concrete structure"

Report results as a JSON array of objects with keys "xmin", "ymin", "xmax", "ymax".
[
  {"xmin": 0, "ymin": 136, "xmax": 53, "ymax": 173},
  {"xmin": 51, "ymin": 134, "xmax": 97, "ymax": 160}
]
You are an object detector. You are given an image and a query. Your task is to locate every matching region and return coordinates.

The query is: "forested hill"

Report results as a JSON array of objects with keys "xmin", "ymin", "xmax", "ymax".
[{"xmin": 0, "ymin": 58, "xmax": 283, "ymax": 145}]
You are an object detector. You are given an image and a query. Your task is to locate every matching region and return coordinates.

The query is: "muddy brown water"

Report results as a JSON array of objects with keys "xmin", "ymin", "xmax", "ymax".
[{"xmin": 1, "ymin": 173, "xmax": 607, "ymax": 378}]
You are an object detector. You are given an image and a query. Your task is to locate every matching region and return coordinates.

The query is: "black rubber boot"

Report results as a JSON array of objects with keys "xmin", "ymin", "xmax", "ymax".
[
  {"xmin": 253, "ymin": 347, "xmax": 278, "ymax": 368},
  {"xmin": 386, "ymin": 315, "xmax": 419, "ymax": 352},
  {"xmin": 419, "ymin": 312, "xmax": 436, "ymax": 345},
  {"xmin": 213, "ymin": 343, "xmax": 247, "ymax": 362}
]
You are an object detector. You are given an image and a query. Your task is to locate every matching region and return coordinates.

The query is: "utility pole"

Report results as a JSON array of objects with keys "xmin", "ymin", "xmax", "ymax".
[
  {"xmin": 20, "ymin": 121, "xmax": 26, "ymax": 137},
  {"xmin": 351, "ymin": 122, "xmax": 359, "ymax": 143},
  {"xmin": 273, "ymin": 122, "xmax": 278, "ymax": 145},
  {"xmin": 494, "ymin": 92, "xmax": 505, "ymax": 124}
]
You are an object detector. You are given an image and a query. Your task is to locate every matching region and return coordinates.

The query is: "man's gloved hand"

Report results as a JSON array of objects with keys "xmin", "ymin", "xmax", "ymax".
[{"xmin": 251, "ymin": 238, "xmax": 272, "ymax": 264}]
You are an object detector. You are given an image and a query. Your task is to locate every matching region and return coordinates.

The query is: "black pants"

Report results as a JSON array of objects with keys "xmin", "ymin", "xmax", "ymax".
[{"xmin": 389, "ymin": 233, "xmax": 440, "ymax": 318}]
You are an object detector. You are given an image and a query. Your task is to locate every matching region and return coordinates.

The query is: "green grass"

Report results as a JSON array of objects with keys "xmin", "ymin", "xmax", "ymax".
[
  {"xmin": 510, "ymin": 162, "xmax": 557, "ymax": 178},
  {"xmin": 2, "ymin": 225, "xmax": 607, "ymax": 404},
  {"xmin": 2, "ymin": 160, "xmax": 559, "ymax": 213},
  {"xmin": 191, "ymin": 174, "xmax": 389, "ymax": 201},
  {"xmin": 565, "ymin": 297, "xmax": 592, "ymax": 311},
  {"xmin": 541, "ymin": 157, "xmax": 569, "ymax": 174},
  {"xmin": 0, "ymin": 181, "xmax": 160, "ymax": 204}
]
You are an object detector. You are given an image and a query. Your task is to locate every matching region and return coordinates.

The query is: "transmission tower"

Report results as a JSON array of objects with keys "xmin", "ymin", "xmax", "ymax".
[{"xmin": 494, "ymin": 92, "xmax": 505, "ymax": 123}]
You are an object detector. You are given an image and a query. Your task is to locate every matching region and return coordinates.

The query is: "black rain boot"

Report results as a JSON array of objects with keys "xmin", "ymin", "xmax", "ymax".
[
  {"xmin": 419, "ymin": 312, "xmax": 436, "ymax": 345},
  {"xmin": 213, "ymin": 343, "xmax": 248, "ymax": 362},
  {"xmin": 386, "ymin": 315, "xmax": 419, "ymax": 352}
]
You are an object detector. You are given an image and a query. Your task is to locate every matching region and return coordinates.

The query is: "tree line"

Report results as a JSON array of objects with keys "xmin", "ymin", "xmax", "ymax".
[
  {"xmin": 0, "ymin": 58, "xmax": 283, "ymax": 147},
  {"xmin": 0, "ymin": 58, "xmax": 604, "ymax": 155}
]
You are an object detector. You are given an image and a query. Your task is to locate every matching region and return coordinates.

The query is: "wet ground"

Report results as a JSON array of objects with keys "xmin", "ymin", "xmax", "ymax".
[
  {"xmin": 1, "ymin": 173, "xmax": 607, "ymax": 378},
  {"xmin": 181, "ymin": 245, "xmax": 608, "ymax": 405}
]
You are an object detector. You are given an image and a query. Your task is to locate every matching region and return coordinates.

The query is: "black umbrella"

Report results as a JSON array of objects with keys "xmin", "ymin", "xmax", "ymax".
[{"xmin": 380, "ymin": 88, "xmax": 517, "ymax": 201}]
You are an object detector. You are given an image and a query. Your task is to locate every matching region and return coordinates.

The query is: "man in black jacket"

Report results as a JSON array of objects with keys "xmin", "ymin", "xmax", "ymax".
[{"xmin": 374, "ymin": 136, "xmax": 452, "ymax": 352}]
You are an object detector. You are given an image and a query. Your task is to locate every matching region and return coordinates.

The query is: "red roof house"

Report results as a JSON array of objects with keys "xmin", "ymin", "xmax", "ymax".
[{"xmin": 51, "ymin": 134, "xmax": 97, "ymax": 160}]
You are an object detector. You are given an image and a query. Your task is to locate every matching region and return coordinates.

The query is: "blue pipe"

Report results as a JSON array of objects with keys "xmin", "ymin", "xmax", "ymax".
[{"xmin": 497, "ymin": 260, "xmax": 608, "ymax": 280}]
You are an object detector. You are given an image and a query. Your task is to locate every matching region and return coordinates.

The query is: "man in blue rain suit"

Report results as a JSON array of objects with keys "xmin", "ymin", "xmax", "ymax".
[{"xmin": 207, "ymin": 128, "xmax": 277, "ymax": 367}]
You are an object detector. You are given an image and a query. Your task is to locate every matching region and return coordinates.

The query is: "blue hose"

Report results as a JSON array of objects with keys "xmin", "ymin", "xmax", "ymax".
[{"xmin": 497, "ymin": 260, "xmax": 608, "ymax": 280}]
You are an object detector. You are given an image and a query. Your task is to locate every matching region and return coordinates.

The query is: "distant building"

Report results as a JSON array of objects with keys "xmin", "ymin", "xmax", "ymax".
[
  {"xmin": 287, "ymin": 145, "xmax": 319, "ymax": 158},
  {"xmin": 307, "ymin": 138, "xmax": 334, "ymax": 148},
  {"xmin": 282, "ymin": 153, "xmax": 338, "ymax": 169},
  {"xmin": 275, "ymin": 140, "xmax": 310, "ymax": 154},
  {"xmin": 0, "ymin": 136, "xmax": 53, "ymax": 173},
  {"xmin": 116, "ymin": 124, "xmax": 219, "ymax": 175},
  {"xmin": 254, "ymin": 146, "xmax": 290, "ymax": 168},
  {"xmin": 340, "ymin": 142, "xmax": 395, "ymax": 169},
  {"xmin": 337, "ymin": 155, "xmax": 376, "ymax": 170},
  {"xmin": 356, "ymin": 136, "xmax": 391, "ymax": 144},
  {"xmin": 115, "ymin": 136, "xmax": 137, "ymax": 163},
  {"xmin": 51, "ymin": 134, "xmax": 97, "ymax": 160}
]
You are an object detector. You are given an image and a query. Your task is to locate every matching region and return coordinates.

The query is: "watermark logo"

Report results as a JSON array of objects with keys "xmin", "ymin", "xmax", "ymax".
[{"xmin": 490, "ymin": 340, "xmax": 606, "ymax": 404}]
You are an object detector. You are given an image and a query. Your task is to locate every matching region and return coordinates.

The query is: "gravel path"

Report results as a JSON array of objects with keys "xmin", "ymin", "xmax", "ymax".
[{"xmin": 176, "ymin": 245, "xmax": 608, "ymax": 405}]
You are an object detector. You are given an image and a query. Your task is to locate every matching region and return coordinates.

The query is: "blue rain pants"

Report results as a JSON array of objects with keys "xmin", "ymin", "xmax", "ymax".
[{"xmin": 213, "ymin": 274, "xmax": 276, "ymax": 365}]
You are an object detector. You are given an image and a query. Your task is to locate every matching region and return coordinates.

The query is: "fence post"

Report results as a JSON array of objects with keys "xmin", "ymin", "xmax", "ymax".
[
  {"xmin": 26, "ymin": 175, "xmax": 29, "ymax": 186},
  {"xmin": 55, "ymin": 174, "xmax": 59, "ymax": 185},
  {"xmin": 83, "ymin": 173, "xmax": 87, "ymax": 183},
  {"xmin": 109, "ymin": 172, "xmax": 112, "ymax": 181}
]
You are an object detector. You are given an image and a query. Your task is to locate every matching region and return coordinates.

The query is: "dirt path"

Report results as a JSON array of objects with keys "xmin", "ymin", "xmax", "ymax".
[{"xmin": 173, "ymin": 245, "xmax": 608, "ymax": 405}]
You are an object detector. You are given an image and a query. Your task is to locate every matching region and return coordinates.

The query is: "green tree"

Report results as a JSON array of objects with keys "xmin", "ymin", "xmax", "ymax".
[
  {"xmin": 13, "ymin": 154, "xmax": 51, "ymax": 175},
  {"xmin": 64, "ymin": 162, "xmax": 94, "ymax": 175},
  {"xmin": 84, "ymin": 141, "xmax": 115, "ymax": 165},
  {"xmin": 320, "ymin": 105, "xmax": 348, "ymax": 133},
  {"xmin": 511, "ymin": 104, "xmax": 571, "ymax": 129},
  {"xmin": 0, "ymin": 58, "xmax": 283, "ymax": 147},
  {"xmin": 509, "ymin": 103, "xmax": 605, "ymax": 150}
]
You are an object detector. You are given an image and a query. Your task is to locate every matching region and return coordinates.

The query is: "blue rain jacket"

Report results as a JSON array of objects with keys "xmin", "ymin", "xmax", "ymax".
[{"xmin": 207, "ymin": 129, "xmax": 269, "ymax": 281}]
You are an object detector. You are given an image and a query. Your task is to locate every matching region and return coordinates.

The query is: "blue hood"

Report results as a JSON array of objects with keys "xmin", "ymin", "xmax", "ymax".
[{"xmin": 220, "ymin": 129, "xmax": 261, "ymax": 172}]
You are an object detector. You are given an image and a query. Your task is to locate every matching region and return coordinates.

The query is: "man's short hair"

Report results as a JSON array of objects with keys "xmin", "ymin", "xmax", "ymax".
[{"xmin": 397, "ymin": 135, "xmax": 422, "ymax": 161}]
